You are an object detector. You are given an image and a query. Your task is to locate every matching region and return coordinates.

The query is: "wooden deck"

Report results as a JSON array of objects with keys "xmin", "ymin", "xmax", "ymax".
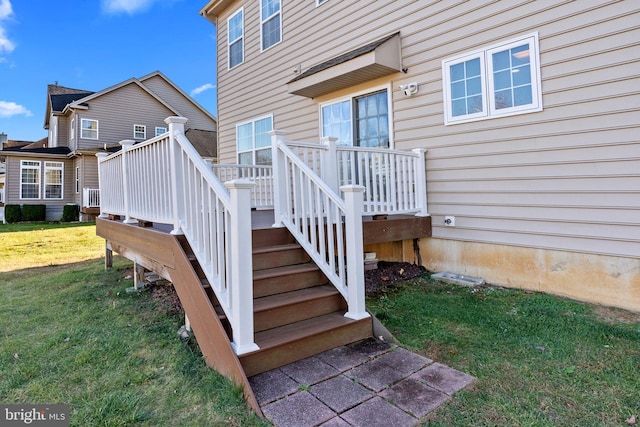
[{"xmin": 96, "ymin": 210, "xmax": 431, "ymax": 417}]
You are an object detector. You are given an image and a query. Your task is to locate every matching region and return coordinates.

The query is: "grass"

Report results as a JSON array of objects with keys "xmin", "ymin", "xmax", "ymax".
[
  {"xmin": 2, "ymin": 222, "xmax": 639, "ymax": 426},
  {"xmin": 368, "ymin": 276, "xmax": 640, "ymax": 426},
  {"xmin": 0, "ymin": 222, "xmax": 267, "ymax": 426}
]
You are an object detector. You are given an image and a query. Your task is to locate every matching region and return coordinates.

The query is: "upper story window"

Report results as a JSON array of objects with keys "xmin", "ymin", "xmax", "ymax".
[
  {"xmin": 237, "ymin": 115, "xmax": 273, "ymax": 165},
  {"xmin": 44, "ymin": 161, "xmax": 64, "ymax": 200},
  {"xmin": 442, "ymin": 32, "xmax": 542, "ymax": 125},
  {"xmin": 155, "ymin": 127, "xmax": 168, "ymax": 136},
  {"xmin": 321, "ymin": 88, "xmax": 391, "ymax": 148},
  {"xmin": 80, "ymin": 118, "xmax": 98, "ymax": 139},
  {"xmin": 134, "ymin": 124, "xmax": 146, "ymax": 139},
  {"xmin": 260, "ymin": 0, "xmax": 281, "ymax": 51},
  {"xmin": 228, "ymin": 8, "xmax": 244, "ymax": 68},
  {"xmin": 20, "ymin": 160, "xmax": 40, "ymax": 199},
  {"xmin": 69, "ymin": 117, "xmax": 75, "ymax": 142}
]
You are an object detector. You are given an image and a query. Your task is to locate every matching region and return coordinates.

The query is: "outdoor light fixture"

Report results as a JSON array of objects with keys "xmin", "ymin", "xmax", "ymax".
[{"xmin": 399, "ymin": 82, "xmax": 418, "ymax": 96}]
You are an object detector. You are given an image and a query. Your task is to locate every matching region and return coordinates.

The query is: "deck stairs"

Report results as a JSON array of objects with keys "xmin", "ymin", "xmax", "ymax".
[{"xmin": 177, "ymin": 225, "xmax": 373, "ymax": 378}]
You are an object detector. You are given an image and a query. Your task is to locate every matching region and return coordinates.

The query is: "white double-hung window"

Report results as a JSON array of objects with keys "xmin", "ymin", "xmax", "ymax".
[
  {"xmin": 44, "ymin": 161, "xmax": 64, "ymax": 200},
  {"xmin": 228, "ymin": 8, "xmax": 244, "ymax": 68},
  {"xmin": 260, "ymin": 0, "xmax": 281, "ymax": 51},
  {"xmin": 237, "ymin": 115, "xmax": 273, "ymax": 165},
  {"xmin": 20, "ymin": 160, "xmax": 40, "ymax": 199},
  {"xmin": 80, "ymin": 118, "xmax": 98, "ymax": 139},
  {"xmin": 442, "ymin": 33, "xmax": 542, "ymax": 125}
]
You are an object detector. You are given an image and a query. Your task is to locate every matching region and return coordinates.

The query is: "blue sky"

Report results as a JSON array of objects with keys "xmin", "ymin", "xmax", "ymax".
[{"xmin": 0, "ymin": 0, "xmax": 217, "ymax": 142}]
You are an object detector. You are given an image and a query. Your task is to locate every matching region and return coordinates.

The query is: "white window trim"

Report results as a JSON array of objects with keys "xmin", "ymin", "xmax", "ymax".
[
  {"xmin": 155, "ymin": 127, "xmax": 168, "ymax": 136},
  {"xmin": 228, "ymin": 7, "xmax": 244, "ymax": 69},
  {"xmin": 236, "ymin": 113, "xmax": 274, "ymax": 165},
  {"xmin": 70, "ymin": 117, "xmax": 75, "ymax": 143},
  {"xmin": 75, "ymin": 166, "xmax": 80, "ymax": 194},
  {"xmin": 442, "ymin": 32, "xmax": 542, "ymax": 125},
  {"xmin": 44, "ymin": 161, "xmax": 64, "ymax": 200},
  {"xmin": 133, "ymin": 124, "xmax": 146, "ymax": 140},
  {"xmin": 20, "ymin": 160, "xmax": 41, "ymax": 200},
  {"xmin": 260, "ymin": 0, "xmax": 282, "ymax": 52},
  {"xmin": 318, "ymin": 84, "xmax": 394, "ymax": 149},
  {"xmin": 80, "ymin": 118, "xmax": 99, "ymax": 140}
]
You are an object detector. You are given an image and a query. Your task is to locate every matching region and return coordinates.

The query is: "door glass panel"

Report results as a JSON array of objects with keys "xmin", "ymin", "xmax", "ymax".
[{"xmin": 355, "ymin": 90, "xmax": 389, "ymax": 148}]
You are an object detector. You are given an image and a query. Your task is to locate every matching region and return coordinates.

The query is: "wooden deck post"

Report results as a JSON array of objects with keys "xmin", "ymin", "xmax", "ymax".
[
  {"xmin": 269, "ymin": 130, "xmax": 288, "ymax": 228},
  {"xmin": 105, "ymin": 241, "xmax": 113, "ymax": 270},
  {"xmin": 412, "ymin": 148, "xmax": 429, "ymax": 217},
  {"xmin": 225, "ymin": 179, "xmax": 260, "ymax": 355},
  {"xmin": 119, "ymin": 140, "xmax": 137, "ymax": 224},
  {"xmin": 95, "ymin": 152, "xmax": 109, "ymax": 219},
  {"xmin": 341, "ymin": 185, "xmax": 370, "ymax": 320},
  {"xmin": 321, "ymin": 136, "xmax": 339, "ymax": 194},
  {"xmin": 166, "ymin": 116, "xmax": 189, "ymax": 235}
]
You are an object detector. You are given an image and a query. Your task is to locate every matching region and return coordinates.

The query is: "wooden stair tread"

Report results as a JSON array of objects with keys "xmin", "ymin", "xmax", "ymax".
[
  {"xmin": 252, "ymin": 243, "xmax": 301, "ymax": 255},
  {"xmin": 252, "ymin": 262, "xmax": 320, "ymax": 280},
  {"xmin": 253, "ymin": 285, "xmax": 339, "ymax": 312},
  {"xmin": 251, "ymin": 312, "xmax": 364, "ymax": 351}
]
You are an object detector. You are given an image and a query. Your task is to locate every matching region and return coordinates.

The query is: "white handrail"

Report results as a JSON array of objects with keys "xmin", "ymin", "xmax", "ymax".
[
  {"xmin": 96, "ymin": 117, "xmax": 258, "ymax": 355},
  {"xmin": 271, "ymin": 130, "xmax": 369, "ymax": 320}
]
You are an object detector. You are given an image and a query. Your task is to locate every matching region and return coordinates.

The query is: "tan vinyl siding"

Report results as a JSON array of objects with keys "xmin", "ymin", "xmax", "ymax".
[
  {"xmin": 76, "ymin": 84, "xmax": 176, "ymax": 150},
  {"xmin": 213, "ymin": 0, "xmax": 640, "ymax": 259},
  {"xmin": 140, "ymin": 75, "xmax": 217, "ymax": 131}
]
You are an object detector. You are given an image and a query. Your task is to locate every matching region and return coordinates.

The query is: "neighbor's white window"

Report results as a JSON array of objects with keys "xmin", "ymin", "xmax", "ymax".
[
  {"xmin": 20, "ymin": 160, "xmax": 41, "ymax": 199},
  {"xmin": 134, "ymin": 124, "xmax": 146, "ymax": 139},
  {"xmin": 260, "ymin": 0, "xmax": 281, "ymax": 51},
  {"xmin": 70, "ymin": 117, "xmax": 75, "ymax": 142},
  {"xmin": 442, "ymin": 32, "xmax": 542, "ymax": 125},
  {"xmin": 75, "ymin": 166, "xmax": 80, "ymax": 193},
  {"xmin": 80, "ymin": 118, "xmax": 98, "ymax": 139},
  {"xmin": 237, "ymin": 115, "xmax": 273, "ymax": 165},
  {"xmin": 228, "ymin": 8, "xmax": 244, "ymax": 68},
  {"xmin": 321, "ymin": 88, "xmax": 391, "ymax": 148},
  {"xmin": 44, "ymin": 161, "xmax": 64, "ymax": 200},
  {"xmin": 155, "ymin": 127, "xmax": 167, "ymax": 136}
]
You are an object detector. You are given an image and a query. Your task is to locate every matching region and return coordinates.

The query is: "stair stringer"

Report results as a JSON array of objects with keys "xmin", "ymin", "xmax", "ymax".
[{"xmin": 165, "ymin": 235, "xmax": 262, "ymax": 417}]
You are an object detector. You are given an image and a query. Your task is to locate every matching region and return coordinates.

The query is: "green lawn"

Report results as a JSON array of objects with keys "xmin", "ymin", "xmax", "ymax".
[
  {"xmin": 368, "ymin": 276, "xmax": 640, "ymax": 426},
  {"xmin": 1, "ymin": 222, "xmax": 638, "ymax": 426},
  {"xmin": 0, "ymin": 222, "xmax": 266, "ymax": 426}
]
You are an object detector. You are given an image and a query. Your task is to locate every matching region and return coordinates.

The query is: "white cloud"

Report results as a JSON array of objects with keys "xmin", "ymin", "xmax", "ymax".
[
  {"xmin": 190, "ymin": 83, "xmax": 216, "ymax": 97},
  {"xmin": 101, "ymin": 0, "xmax": 155, "ymax": 15},
  {"xmin": 0, "ymin": 101, "xmax": 32, "ymax": 118},
  {"xmin": 0, "ymin": 0, "xmax": 14, "ymax": 55},
  {"xmin": 0, "ymin": 0, "xmax": 12, "ymax": 20}
]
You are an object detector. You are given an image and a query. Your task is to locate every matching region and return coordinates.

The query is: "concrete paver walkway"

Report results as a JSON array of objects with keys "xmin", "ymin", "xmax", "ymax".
[{"xmin": 249, "ymin": 338, "xmax": 475, "ymax": 427}]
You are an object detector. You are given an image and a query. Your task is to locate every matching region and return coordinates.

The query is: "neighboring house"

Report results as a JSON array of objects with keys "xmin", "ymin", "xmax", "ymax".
[
  {"xmin": 200, "ymin": 1, "xmax": 640, "ymax": 311},
  {"xmin": 1, "ymin": 71, "xmax": 217, "ymax": 221}
]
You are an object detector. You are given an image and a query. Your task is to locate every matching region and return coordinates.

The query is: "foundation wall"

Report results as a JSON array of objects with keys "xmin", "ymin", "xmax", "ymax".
[{"xmin": 400, "ymin": 238, "xmax": 640, "ymax": 313}]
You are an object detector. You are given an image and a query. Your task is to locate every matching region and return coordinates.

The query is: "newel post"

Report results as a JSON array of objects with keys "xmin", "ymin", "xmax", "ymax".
[
  {"xmin": 119, "ymin": 140, "xmax": 137, "ymax": 224},
  {"xmin": 95, "ymin": 152, "xmax": 109, "ymax": 219},
  {"xmin": 341, "ymin": 185, "xmax": 370, "ymax": 320},
  {"xmin": 321, "ymin": 136, "xmax": 339, "ymax": 194},
  {"xmin": 412, "ymin": 148, "xmax": 429, "ymax": 217},
  {"xmin": 225, "ymin": 179, "xmax": 260, "ymax": 355},
  {"xmin": 269, "ymin": 130, "xmax": 287, "ymax": 228},
  {"xmin": 166, "ymin": 116, "xmax": 189, "ymax": 235}
]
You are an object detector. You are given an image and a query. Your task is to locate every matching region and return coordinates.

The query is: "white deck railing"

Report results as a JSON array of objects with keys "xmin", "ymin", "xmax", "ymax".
[
  {"xmin": 284, "ymin": 138, "xmax": 428, "ymax": 216},
  {"xmin": 211, "ymin": 164, "xmax": 273, "ymax": 208},
  {"xmin": 0, "ymin": 187, "xmax": 4, "ymax": 204},
  {"xmin": 271, "ymin": 131, "xmax": 369, "ymax": 320},
  {"xmin": 82, "ymin": 188, "xmax": 101, "ymax": 208},
  {"xmin": 96, "ymin": 117, "xmax": 258, "ymax": 355}
]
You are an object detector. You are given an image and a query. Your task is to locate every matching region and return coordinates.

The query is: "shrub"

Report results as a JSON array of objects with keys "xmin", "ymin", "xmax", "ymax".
[
  {"xmin": 61, "ymin": 204, "xmax": 80, "ymax": 222},
  {"xmin": 4, "ymin": 204, "xmax": 21, "ymax": 223},
  {"xmin": 22, "ymin": 204, "xmax": 46, "ymax": 222}
]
